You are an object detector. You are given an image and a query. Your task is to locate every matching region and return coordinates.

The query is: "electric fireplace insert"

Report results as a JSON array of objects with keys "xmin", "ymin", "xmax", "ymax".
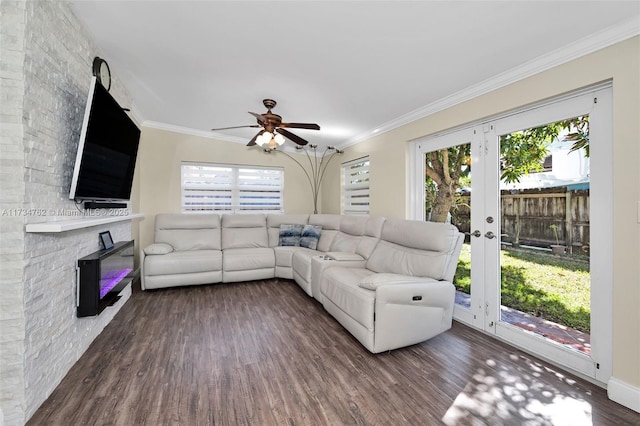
[{"xmin": 77, "ymin": 240, "xmax": 134, "ymax": 317}]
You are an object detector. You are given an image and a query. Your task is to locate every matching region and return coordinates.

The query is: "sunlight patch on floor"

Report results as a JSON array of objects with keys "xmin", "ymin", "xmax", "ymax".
[{"xmin": 442, "ymin": 362, "xmax": 593, "ymax": 425}]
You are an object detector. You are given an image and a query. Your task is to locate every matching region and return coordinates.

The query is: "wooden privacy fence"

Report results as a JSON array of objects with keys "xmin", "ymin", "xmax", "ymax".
[{"xmin": 451, "ymin": 188, "xmax": 590, "ymax": 254}]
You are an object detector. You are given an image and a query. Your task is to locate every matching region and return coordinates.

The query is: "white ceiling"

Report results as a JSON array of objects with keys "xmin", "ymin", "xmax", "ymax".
[{"xmin": 69, "ymin": 1, "xmax": 640, "ymax": 148}]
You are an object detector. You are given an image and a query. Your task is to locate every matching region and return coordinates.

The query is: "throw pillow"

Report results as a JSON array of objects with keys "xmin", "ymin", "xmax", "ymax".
[
  {"xmin": 299, "ymin": 224, "xmax": 322, "ymax": 250},
  {"xmin": 279, "ymin": 223, "xmax": 304, "ymax": 246}
]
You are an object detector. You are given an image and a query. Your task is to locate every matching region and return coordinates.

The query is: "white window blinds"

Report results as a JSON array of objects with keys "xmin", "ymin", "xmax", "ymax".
[
  {"xmin": 181, "ymin": 162, "xmax": 283, "ymax": 213},
  {"xmin": 342, "ymin": 156, "xmax": 370, "ymax": 215}
]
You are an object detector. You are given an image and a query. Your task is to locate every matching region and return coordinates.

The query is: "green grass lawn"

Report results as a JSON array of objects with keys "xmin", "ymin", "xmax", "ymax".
[{"xmin": 454, "ymin": 244, "xmax": 591, "ymax": 333}]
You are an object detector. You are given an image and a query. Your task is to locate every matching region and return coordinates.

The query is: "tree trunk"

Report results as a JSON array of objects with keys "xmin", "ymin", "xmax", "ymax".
[
  {"xmin": 430, "ymin": 184, "xmax": 455, "ymax": 223},
  {"xmin": 425, "ymin": 146, "xmax": 467, "ymax": 223}
]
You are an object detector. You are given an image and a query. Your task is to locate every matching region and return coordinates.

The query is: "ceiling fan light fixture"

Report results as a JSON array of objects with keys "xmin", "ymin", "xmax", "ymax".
[
  {"xmin": 256, "ymin": 131, "xmax": 272, "ymax": 147},
  {"xmin": 215, "ymin": 99, "xmax": 320, "ymax": 148}
]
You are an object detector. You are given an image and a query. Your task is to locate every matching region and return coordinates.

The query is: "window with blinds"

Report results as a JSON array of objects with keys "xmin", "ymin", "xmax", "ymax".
[
  {"xmin": 342, "ymin": 156, "xmax": 370, "ymax": 215},
  {"xmin": 181, "ymin": 162, "xmax": 284, "ymax": 213}
]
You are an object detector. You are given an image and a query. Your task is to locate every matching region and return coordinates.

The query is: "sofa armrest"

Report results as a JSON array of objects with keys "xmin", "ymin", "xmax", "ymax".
[
  {"xmin": 143, "ymin": 243, "xmax": 174, "ymax": 255},
  {"xmin": 324, "ymin": 252, "xmax": 364, "ymax": 261},
  {"xmin": 359, "ymin": 273, "xmax": 433, "ymax": 291}
]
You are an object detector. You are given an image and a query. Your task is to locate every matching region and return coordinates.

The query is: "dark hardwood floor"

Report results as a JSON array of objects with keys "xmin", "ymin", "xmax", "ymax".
[{"xmin": 28, "ymin": 279, "xmax": 639, "ymax": 425}]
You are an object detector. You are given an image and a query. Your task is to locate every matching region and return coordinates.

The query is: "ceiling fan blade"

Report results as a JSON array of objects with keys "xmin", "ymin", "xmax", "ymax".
[
  {"xmin": 276, "ymin": 128, "xmax": 309, "ymax": 146},
  {"xmin": 246, "ymin": 130, "xmax": 264, "ymax": 146},
  {"xmin": 211, "ymin": 124, "xmax": 261, "ymax": 131},
  {"xmin": 248, "ymin": 111, "xmax": 267, "ymax": 124},
  {"xmin": 279, "ymin": 122, "xmax": 320, "ymax": 131}
]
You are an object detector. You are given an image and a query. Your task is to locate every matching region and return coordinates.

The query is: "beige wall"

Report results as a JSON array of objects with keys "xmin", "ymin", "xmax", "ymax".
[
  {"xmin": 135, "ymin": 128, "xmax": 315, "ymax": 250},
  {"xmin": 322, "ymin": 37, "xmax": 640, "ymax": 389}
]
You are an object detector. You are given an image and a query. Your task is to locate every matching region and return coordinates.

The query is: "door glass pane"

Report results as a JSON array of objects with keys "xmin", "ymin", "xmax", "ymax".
[
  {"xmin": 498, "ymin": 116, "xmax": 591, "ymax": 355},
  {"xmin": 424, "ymin": 143, "xmax": 472, "ymax": 309}
]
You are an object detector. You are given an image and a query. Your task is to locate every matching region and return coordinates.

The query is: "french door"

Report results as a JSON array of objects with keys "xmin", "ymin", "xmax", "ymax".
[{"xmin": 411, "ymin": 85, "xmax": 612, "ymax": 383}]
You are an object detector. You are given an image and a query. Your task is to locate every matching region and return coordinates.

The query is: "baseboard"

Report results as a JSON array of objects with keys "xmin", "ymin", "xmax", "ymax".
[{"xmin": 608, "ymin": 377, "xmax": 640, "ymax": 413}]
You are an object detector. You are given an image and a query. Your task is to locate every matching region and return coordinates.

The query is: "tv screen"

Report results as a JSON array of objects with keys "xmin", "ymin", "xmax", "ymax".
[{"xmin": 69, "ymin": 77, "xmax": 140, "ymax": 202}]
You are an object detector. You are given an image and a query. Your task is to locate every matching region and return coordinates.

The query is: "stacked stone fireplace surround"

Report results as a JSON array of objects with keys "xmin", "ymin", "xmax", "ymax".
[{"xmin": 0, "ymin": 2, "xmax": 135, "ymax": 424}]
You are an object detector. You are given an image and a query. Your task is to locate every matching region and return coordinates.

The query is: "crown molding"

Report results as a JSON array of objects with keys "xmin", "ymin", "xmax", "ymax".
[
  {"xmin": 142, "ymin": 120, "xmax": 249, "ymax": 144},
  {"xmin": 340, "ymin": 16, "xmax": 640, "ymax": 149}
]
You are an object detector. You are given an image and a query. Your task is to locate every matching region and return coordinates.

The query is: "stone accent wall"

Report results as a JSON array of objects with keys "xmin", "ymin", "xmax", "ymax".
[
  {"xmin": 1, "ymin": 2, "xmax": 136, "ymax": 424},
  {"xmin": 0, "ymin": 2, "xmax": 28, "ymax": 425}
]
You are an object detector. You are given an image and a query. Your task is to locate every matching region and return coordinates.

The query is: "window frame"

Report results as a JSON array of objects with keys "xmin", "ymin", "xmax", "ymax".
[{"xmin": 181, "ymin": 161, "xmax": 284, "ymax": 214}]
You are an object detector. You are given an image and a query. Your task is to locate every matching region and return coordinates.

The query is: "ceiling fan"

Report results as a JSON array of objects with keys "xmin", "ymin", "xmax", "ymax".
[{"xmin": 211, "ymin": 99, "xmax": 320, "ymax": 148}]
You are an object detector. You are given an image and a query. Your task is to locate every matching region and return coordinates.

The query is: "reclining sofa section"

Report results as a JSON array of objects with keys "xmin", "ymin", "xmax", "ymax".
[{"xmin": 141, "ymin": 213, "xmax": 464, "ymax": 353}]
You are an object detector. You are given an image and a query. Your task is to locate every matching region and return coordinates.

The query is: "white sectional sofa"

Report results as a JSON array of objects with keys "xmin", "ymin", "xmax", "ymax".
[{"xmin": 141, "ymin": 213, "xmax": 464, "ymax": 353}]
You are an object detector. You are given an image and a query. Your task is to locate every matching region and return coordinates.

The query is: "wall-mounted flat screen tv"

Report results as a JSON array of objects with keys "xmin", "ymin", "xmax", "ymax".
[{"xmin": 69, "ymin": 77, "xmax": 140, "ymax": 202}]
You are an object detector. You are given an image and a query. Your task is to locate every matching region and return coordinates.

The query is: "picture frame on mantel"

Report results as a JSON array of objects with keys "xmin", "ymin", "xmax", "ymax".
[{"xmin": 99, "ymin": 231, "xmax": 114, "ymax": 250}]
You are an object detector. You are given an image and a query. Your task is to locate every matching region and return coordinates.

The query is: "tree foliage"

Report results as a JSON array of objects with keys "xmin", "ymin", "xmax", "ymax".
[
  {"xmin": 425, "ymin": 116, "xmax": 589, "ymax": 223},
  {"xmin": 499, "ymin": 124, "xmax": 558, "ymax": 183},
  {"xmin": 564, "ymin": 116, "xmax": 590, "ymax": 157},
  {"xmin": 500, "ymin": 116, "xmax": 589, "ymax": 183}
]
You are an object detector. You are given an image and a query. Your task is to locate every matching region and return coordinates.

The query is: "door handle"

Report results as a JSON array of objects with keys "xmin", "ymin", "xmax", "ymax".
[
  {"xmin": 485, "ymin": 231, "xmax": 496, "ymax": 239},
  {"xmin": 470, "ymin": 230, "xmax": 481, "ymax": 238}
]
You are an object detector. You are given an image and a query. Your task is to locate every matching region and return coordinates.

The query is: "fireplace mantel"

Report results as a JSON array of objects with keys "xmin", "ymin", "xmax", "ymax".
[{"xmin": 25, "ymin": 213, "xmax": 144, "ymax": 233}]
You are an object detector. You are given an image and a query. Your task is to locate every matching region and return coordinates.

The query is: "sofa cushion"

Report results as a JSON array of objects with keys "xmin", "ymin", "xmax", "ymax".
[
  {"xmin": 309, "ymin": 214, "xmax": 342, "ymax": 252},
  {"xmin": 223, "ymin": 247, "xmax": 275, "ymax": 272},
  {"xmin": 222, "ymin": 213, "xmax": 266, "ymax": 228},
  {"xmin": 278, "ymin": 224, "xmax": 304, "ymax": 246},
  {"xmin": 326, "ymin": 215, "xmax": 365, "ymax": 252},
  {"xmin": 274, "ymin": 246, "xmax": 314, "ymax": 268},
  {"xmin": 221, "ymin": 214, "xmax": 268, "ymax": 249},
  {"xmin": 145, "ymin": 250, "xmax": 222, "ymax": 276},
  {"xmin": 321, "ymin": 267, "xmax": 376, "ymax": 330},
  {"xmin": 329, "ymin": 232, "xmax": 360, "ymax": 252},
  {"xmin": 339, "ymin": 215, "xmax": 367, "ymax": 235},
  {"xmin": 364, "ymin": 215, "xmax": 385, "ymax": 238},
  {"xmin": 380, "ymin": 219, "xmax": 459, "ymax": 253},
  {"xmin": 144, "ymin": 243, "xmax": 174, "ymax": 255},
  {"xmin": 300, "ymin": 224, "xmax": 322, "ymax": 250},
  {"xmin": 155, "ymin": 214, "xmax": 221, "ymax": 251},
  {"xmin": 366, "ymin": 241, "xmax": 451, "ymax": 280},
  {"xmin": 366, "ymin": 219, "xmax": 460, "ymax": 280},
  {"xmin": 355, "ymin": 216, "xmax": 386, "ymax": 259}
]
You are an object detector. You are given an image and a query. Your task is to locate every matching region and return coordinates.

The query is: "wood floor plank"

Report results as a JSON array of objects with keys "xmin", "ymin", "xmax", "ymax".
[{"xmin": 27, "ymin": 279, "xmax": 639, "ymax": 425}]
